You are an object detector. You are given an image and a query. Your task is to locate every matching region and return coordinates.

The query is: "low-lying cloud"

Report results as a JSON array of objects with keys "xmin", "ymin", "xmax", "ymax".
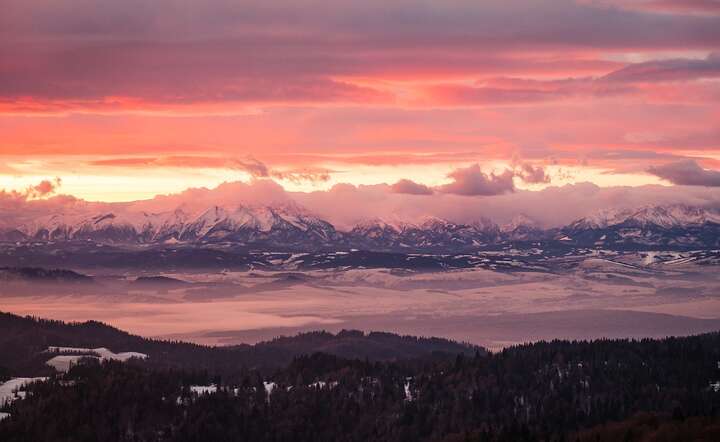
[
  {"xmin": 4, "ymin": 177, "xmax": 720, "ymax": 230},
  {"xmin": 27, "ymin": 178, "xmax": 62, "ymax": 198},
  {"xmin": 439, "ymin": 164, "xmax": 516, "ymax": 196},
  {"xmin": 647, "ymin": 160, "xmax": 720, "ymax": 186},
  {"xmin": 390, "ymin": 179, "xmax": 435, "ymax": 195},
  {"xmin": 2, "ymin": 177, "xmax": 64, "ymax": 202},
  {"xmin": 515, "ymin": 163, "xmax": 551, "ymax": 184}
]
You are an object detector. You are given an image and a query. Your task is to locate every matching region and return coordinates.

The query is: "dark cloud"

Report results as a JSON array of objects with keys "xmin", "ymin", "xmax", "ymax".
[
  {"xmin": 620, "ymin": 0, "xmax": 720, "ymax": 14},
  {"xmin": 647, "ymin": 160, "xmax": 720, "ymax": 186},
  {"xmin": 227, "ymin": 158, "xmax": 270, "ymax": 178},
  {"xmin": 390, "ymin": 179, "xmax": 434, "ymax": 195},
  {"xmin": 271, "ymin": 168, "xmax": 333, "ymax": 184},
  {"xmin": 91, "ymin": 155, "xmax": 281, "ymax": 179},
  {"xmin": 423, "ymin": 49, "xmax": 720, "ymax": 107},
  {"xmin": 650, "ymin": 0, "xmax": 720, "ymax": 13},
  {"xmin": 423, "ymin": 53, "xmax": 720, "ymax": 106},
  {"xmin": 603, "ymin": 53, "xmax": 720, "ymax": 83},
  {"xmin": 516, "ymin": 163, "xmax": 551, "ymax": 184},
  {"xmin": 90, "ymin": 155, "xmax": 332, "ymax": 184},
  {"xmin": 439, "ymin": 164, "xmax": 515, "ymax": 196},
  {"xmin": 1, "ymin": 0, "xmax": 719, "ymax": 105}
]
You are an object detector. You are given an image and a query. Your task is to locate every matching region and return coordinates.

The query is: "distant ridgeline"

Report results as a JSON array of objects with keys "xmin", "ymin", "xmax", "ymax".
[
  {"xmin": 0, "ymin": 267, "xmax": 93, "ymax": 283},
  {"xmin": 1, "ymin": 312, "xmax": 720, "ymax": 441}
]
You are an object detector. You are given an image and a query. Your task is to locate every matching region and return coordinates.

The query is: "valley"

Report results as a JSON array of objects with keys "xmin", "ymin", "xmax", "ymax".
[{"xmin": 2, "ymin": 247, "xmax": 718, "ymax": 350}]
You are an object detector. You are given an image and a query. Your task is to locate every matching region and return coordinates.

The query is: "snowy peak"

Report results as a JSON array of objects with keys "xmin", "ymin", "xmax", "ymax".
[
  {"xmin": 4, "ymin": 203, "xmax": 720, "ymax": 250},
  {"xmin": 568, "ymin": 208, "xmax": 626, "ymax": 230},
  {"xmin": 570, "ymin": 205, "xmax": 720, "ymax": 230},
  {"xmin": 625, "ymin": 205, "xmax": 720, "ymax": 228},
  {"xmin": 352, "ymin": 217, "xmax": 410, "ymax": 234},
  {"xmin": 415, "ymin": 216, "xmax": 454, "ymax": 230},
  {"xmin": 19, "ymin": 211, "xmax": 159, "ymax": 242},
  {"xmin": 11, "ymin": 203, "xmax": 336, "ymax": 245},
  {"xmin": 471, "ymin": 217, "xmax": 500, "ymax": 233},
  {"xmin": 179, "ymin": 203, "xmax": 335, "ymax": 242},
  {"xmin": 501, "ymin": 214, "xmax": 540, "ymax": 232}
]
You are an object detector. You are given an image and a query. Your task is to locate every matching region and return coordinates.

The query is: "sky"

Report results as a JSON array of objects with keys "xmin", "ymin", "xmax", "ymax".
[{"xmin": 1, "ymin": 0, "xmax": 719, "ymax": 214}]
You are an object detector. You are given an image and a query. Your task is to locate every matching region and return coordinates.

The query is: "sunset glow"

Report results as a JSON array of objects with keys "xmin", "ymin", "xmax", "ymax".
[
  {"xmin": 0, "ymin": 0, "xmax": 718, "ymax": 204},
  {"xmin": 3, "ymin": 4, "xmax": 720, "ymax": 438}
]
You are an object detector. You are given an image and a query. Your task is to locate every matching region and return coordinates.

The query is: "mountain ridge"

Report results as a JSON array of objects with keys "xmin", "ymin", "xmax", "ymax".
[{"xmin": 2, "ymin": 203, "xmax": 720, "ymax": 251}]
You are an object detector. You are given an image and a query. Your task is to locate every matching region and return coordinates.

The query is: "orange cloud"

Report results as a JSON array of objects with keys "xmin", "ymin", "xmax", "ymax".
[
  {"xmin": 1, "ymin": 0, "xmax": 719, "ymax": 201},
  {"xmin": 26, "ymin": 178, "xmax": 62, "ymax": 198},
  {"xmin": 0, "ymin": 177, "xmax": 63, "ymax": 205}
]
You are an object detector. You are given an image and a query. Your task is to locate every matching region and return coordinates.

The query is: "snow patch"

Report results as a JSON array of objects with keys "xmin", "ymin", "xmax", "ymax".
[
  {"xmin": 264, "ymin": 381, "xmax": 277, "ymax": 395},
  {"xmin": 0, "ymin": 378, "xmax": 48, "ymax": 406},
  {"xmin": 45, "ymin": 346, "xmax": 148, "ymax": 372},
  {"xmin": 190, "ymin": 385, "xmax": 217, "ymax": 395}
]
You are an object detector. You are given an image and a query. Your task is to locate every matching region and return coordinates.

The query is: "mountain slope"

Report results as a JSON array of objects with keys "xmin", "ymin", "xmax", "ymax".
[{"xmin": 562, "ymin": 205, "xmax": 720, "ymax": 249}]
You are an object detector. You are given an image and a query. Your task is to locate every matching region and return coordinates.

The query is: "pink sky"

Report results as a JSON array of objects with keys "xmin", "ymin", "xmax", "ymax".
[{"xmin": 0, "ymin": 0, "xmax": 719, "ymax": 203}]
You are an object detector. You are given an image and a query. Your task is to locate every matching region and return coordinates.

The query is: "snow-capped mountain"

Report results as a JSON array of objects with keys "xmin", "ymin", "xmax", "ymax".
[
  {"xmin": 15, "ymin": 210, "xmax": 191, "ymax": 243},
  {"xmin": 178, "ymin": 203, "xmax": 338, "ymax": 244},
  {"xmin": 348, "ymin": 216, "xmax": 500, "ymax": 250},
  {"xmin": 565, "ymin": 208, "xmax": 627, "ymax": 231},
  {"xmin": 401, "ymin": 217, "xmax": 499, "ymax": 248},
  {"xmin": 501, "ymin": 214, "xmax": 538, "ymax": 232},
  {"xmin": 5, "ymin": 203, "xmax": 338, "ymax": 246},
  {"xmin": 349, "ymin": 218, "xmax": 408, "ymax": 249},
  {"xmin": 2, "ymin": 203, "xmax": 719, "ymax": 251},
  {"xmin": 568, "ymin": 205, "xmax": 720, "ymax": 230},
  {"xmin": 500, "ymin": 214, "xmax": 544, "ymax": 241},
  {"xmin": 621, "ymin": 205, "xmax": 720, "ymax": 228},
  {"xmin": 561, "ymin": 205, "xmax": 720, "ymax": 249}
]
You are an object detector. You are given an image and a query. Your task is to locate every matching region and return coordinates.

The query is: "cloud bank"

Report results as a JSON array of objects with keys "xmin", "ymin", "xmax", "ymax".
[
  {"xmin": 439, "ymin": 165, "xmax": 516, "ymax": 196},
  {"xmin": 5, "ymin": 178, "xmax": 720, "ymax": 230},
  {"xmin": 390, "ymin": 179, "xmax": 435, "ymax": 195},
  {"xmin": 647, "ymin": 160, "xmax": 720, "ymax": 186},
  {"xmin": 2, "ymin": 0, "xmax": 719, "ymax": 109}
]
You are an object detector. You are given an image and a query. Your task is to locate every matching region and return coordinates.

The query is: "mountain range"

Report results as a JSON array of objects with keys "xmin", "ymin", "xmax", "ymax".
[{"xmin": 1, "ymin": 203, "xmax": 719, "ymax": 251}]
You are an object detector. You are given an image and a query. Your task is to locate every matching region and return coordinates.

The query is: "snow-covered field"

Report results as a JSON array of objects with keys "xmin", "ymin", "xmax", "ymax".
[
  {"xmin": 0, "ymin": 378, "xmax": 47, "ymax": 407},
  {"xmin": 45, "ymin": 347, "xmax": 148, "ymax": 372}
]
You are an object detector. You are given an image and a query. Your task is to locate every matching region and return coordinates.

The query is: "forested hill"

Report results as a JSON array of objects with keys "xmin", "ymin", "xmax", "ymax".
[
  {"xmin": 2, "ymin": 329, "xmax": 720, "ymax": 441},
  {"xmin": 0, "ymin": 312, "xmax": 481, "ymax": 376}
]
